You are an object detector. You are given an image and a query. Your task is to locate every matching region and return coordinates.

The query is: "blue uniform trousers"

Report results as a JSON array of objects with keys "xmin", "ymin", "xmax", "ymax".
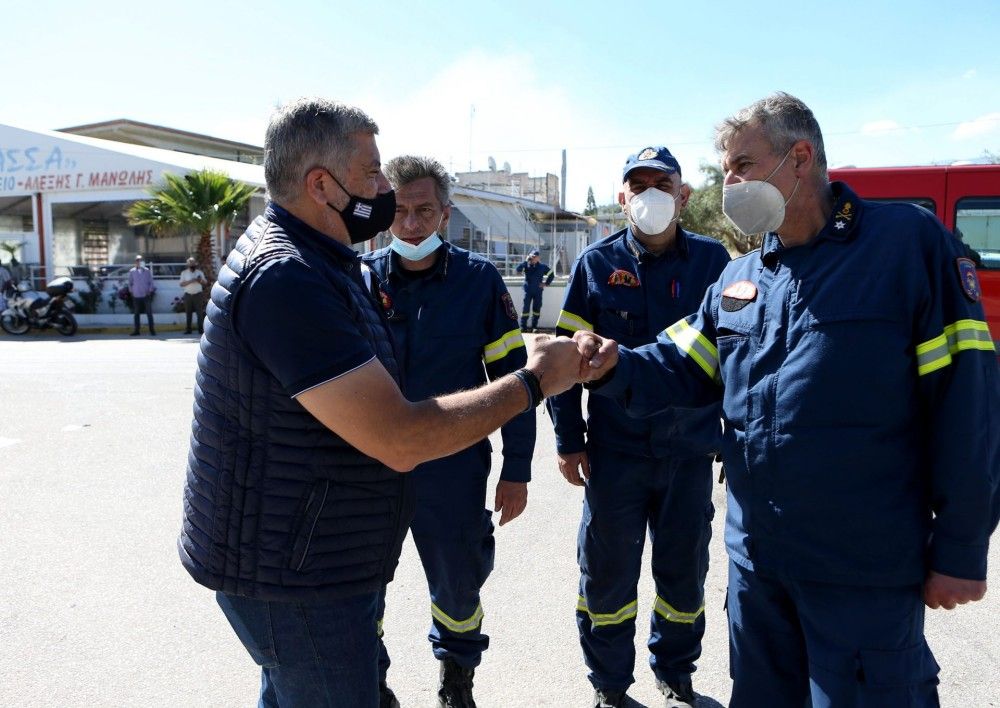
[
  {"xmin": 379, "ymin": 448, "xmax": 496, "ymax": 676},
  {"xmin": 521, "ymin": 287, "xmax": 543, "ymax": 330},
  {"xmin": 727, "ymin": 560, "xmax": 940, "ymax": 707},
  {"xmin": 576, "ymin": 444, "xmax": 713, "ymax": 691}
]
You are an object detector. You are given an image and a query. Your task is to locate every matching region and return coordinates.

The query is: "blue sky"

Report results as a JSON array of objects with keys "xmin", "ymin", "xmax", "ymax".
[{"xmin": 5, "ymin": 0, "xmax": 999, "ymax": 210}]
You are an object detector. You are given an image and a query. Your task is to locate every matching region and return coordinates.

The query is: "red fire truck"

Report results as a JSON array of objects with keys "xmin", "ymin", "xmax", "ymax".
[{"xmin": 829, "ymin": 164, "xmax": 1000, "ymax": 349}]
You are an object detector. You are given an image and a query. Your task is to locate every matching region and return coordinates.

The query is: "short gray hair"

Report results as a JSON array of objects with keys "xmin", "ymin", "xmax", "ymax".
[
  {"xmin": 383, "ymin": 155, "xmax": 451, "ymax": 208},
  {"xmin": 714, "ymin": 92, "xmax": 827, "ymax": 177},
  {"xmin": 264, "ymin": 97, "xmax": 379, "ymax": 204}
]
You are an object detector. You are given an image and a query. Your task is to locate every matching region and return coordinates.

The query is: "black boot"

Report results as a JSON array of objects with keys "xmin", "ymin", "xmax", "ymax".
[
  {"xmin": 438, "ymin": 658, "xmax": 476, "ymax": 708},
  {"xmin": 593, "ymin": 688, "xmax": 626, "ymax": 708},
  {"xmin": 378, "ymin": 680, "xmax": 400, "ymax": 708}
]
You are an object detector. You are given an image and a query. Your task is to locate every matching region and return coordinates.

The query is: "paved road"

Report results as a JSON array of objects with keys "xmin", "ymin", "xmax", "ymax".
[{"xmin": 0, "ymin": 334, "xmax": 997, "ymax": 707}]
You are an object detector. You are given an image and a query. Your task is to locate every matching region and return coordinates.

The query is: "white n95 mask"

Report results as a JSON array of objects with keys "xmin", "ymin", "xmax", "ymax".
[
  {"xmin": 628, "ymin": 188, "xmax": 677, "ymax": 236},
  {"xmin": 722, "ymin": 148, "xmax": 799, "ymax": 236}
]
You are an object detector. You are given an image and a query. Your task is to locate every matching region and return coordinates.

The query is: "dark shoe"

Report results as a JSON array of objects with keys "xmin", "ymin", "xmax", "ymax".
[
  {"xmin": 183, "ymin": 329, "xmax": 192, "ymax": 334},
  {"xmin": 379, "ymin": 681, "xmax": 400, "ymax": 708},
  {"xmin": 657, "ymin": 678, "xmax": 696, "ymax": 707},
  {"xmin": 594, "ymin": 688, "xmax": 626, "ymax": 708},
  {"xmin": 438, "ymin": 658, "xmax": 476, "ymax": 708},
  {"xmin": 149, "ymin": 330, "xmax": 157, "ymax": 336},
  {"xmin": 129, "ymin": 331, "xmax": 140, "ymax": 336}
]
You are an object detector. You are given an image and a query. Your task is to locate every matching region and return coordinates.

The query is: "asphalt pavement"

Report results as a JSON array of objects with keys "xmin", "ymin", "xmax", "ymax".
[{"xmin": 0, "ymin": 333, "xmax": 997, "ymax": 707}]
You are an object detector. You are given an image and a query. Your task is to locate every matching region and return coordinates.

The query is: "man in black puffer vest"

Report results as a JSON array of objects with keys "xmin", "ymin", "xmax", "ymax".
[{"xmin": 178, "ymin": 98, "xmax": 587, "ymax": 708}]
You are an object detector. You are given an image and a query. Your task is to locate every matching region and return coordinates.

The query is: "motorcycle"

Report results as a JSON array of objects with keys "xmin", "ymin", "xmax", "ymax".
[{"xmin": 1, "ymin": 276, "xmax": 78, "ymax": 336}]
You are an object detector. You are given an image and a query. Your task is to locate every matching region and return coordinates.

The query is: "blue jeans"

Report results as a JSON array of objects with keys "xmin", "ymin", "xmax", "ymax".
[{"xmin": 217, "ymin": 591, "xmax": 381, "ymax": 708}]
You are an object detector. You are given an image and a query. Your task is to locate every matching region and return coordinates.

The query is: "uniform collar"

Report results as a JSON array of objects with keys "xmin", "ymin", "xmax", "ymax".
[
  {"xmin": 624, "ymin": 226, "xmax": 689, "ymax": 263},
  {"xmin": 387, "ymin": 241, "xmax": 450, "ymax": 282},
  {"xmin": 760, "ymin": 182, "xmax": 863, "ymax": 264},
  {"xmin": 266, "ymin": 201, "xmax": 360, "ymax": 266}
]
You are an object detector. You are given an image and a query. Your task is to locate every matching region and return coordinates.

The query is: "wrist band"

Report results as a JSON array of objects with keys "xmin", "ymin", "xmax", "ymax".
[{"xmin": 512, "ymin": 368, "xmax": 544, "ymax": 412}]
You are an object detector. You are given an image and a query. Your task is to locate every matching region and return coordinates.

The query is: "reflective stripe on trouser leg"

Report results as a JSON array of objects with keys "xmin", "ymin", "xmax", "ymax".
[
  {"xmin": 647, "ymin": 454, "xmax": 713, "ymax": 684},
  {"xmin": 576, "ymin": 443, "xmax": 650, "ymax": 690},
  {"xmin": 411, "ymin": 456, "xmax": 494, "ymax": 668}
]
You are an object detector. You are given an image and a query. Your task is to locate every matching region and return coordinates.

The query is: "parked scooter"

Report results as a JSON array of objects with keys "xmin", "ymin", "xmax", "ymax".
[{"xmin": 1, "ymin": 276, "xmax": 78, "ymax": 336}]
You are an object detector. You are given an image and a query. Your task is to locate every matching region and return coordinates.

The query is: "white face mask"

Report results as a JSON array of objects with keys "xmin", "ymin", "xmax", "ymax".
[
  {"xmin": 722, "ymin": 147, "xmax": 800, "ymax": 236},
  {"xmin": 627, "ymin": 187, "xmax": 678, "ymax": 236},
  {"xmin": 389, "ymin": 218, "xmax": 444, "ymax": 261}
]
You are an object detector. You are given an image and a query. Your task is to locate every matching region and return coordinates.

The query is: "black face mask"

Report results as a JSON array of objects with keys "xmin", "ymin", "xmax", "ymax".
[{"xmin": 326, "ymin": 173, "xmax": 396, "ymax": 244}]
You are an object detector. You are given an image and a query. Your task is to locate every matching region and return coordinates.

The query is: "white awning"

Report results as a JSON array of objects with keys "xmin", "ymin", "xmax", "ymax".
[{"xmin": 452, "ymin": 195, "xmax": 541, "ymax": 245}]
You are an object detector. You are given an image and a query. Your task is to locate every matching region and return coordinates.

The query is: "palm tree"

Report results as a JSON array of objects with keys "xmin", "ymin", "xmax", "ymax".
[{"xmin": 125, "ymin": 169, "xmax": 258, "ymax": 283}]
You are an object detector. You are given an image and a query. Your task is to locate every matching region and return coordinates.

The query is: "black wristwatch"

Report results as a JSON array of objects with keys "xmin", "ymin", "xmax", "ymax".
[{"xmin": 512, "ymin": 368, "xmax": 544, "ymax": 412}]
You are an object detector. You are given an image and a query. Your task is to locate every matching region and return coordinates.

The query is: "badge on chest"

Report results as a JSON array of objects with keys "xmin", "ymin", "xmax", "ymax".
[{"xmin": 721, "ymin": 280, "xmax": 758, "ymax": 312}]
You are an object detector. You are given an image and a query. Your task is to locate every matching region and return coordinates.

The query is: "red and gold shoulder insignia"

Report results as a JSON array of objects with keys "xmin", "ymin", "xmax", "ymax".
[
  {"xmin": 956, "ymin": 257, "xmax": 981, "ymax": 302},
  {"xmin": 608, "ymin": 269, "xmax": 640, "ymax": 287},
  {"xmin": 502, "ymin": 292, "xmax": 518, "ymax": 321}
]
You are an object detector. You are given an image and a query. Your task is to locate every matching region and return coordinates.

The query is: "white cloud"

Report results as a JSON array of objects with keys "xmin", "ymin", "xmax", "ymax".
[
  {"xmin": 860, "ymin": 120, "xmax": 902, "ymax": 136},
  {"xmin": 951, "ymin": 112, "xmax": 1000, "ymax": 140},
  {"xmin": 963, "ymin": 69, "xmax": 977, "ymax": 80}
]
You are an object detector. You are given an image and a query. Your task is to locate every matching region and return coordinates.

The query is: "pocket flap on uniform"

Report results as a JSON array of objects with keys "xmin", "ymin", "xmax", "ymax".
[{"xmin": 859, "ymin": 642, "xmax": 940, "ymax": 689}]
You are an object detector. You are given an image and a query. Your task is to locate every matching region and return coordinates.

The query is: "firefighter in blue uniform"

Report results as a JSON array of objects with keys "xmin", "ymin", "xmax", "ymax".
[
  {"xmin": 547, "ymin": 146, "xmax": 730, "ymax": 708},
  {"xmin": 363, "ymin": 155, "xmax": 535, "ymax": 708},
  {"xmin": 578, "ymin": 94, "xmax": 1000, "ymax": 708},
  {"xmin": 515, "ymin": 249, "xmax": 554, "ymax": 331}
]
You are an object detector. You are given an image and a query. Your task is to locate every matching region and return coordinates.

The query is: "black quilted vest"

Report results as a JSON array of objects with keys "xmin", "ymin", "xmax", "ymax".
[{"xmin": 178, "ymin": 205, "xmax": 413, "ymax": 602}]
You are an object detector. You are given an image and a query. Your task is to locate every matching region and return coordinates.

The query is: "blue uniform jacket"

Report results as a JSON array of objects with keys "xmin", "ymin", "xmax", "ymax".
[
  {"xmin": 363, "ymin": 242, "xmax": 535, "ymax": 482},
  {"xmin": 548, "ymin": 227, "xmax": 730, "ymax": 458},
  {"xmin": 596, "ymin": 184, "xmax": 1000, "ymax": 586},
  {"xmin": 516, "ymin": 259, "xmax": 555, "ymax": 292}
]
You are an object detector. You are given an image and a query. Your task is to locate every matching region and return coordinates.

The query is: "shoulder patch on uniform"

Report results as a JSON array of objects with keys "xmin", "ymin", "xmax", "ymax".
[
  {"xmin": 502, "ymin": 292, "xmax": 518, "ymax": 321},
  {"xmin": 608, "ymin": 269, "xmax": 640, "ymax": 287},
  {"xmin": 956, "ymin": 257, "xmax": 981, "ymax": 302},
  {"xmin": 721, "ymin": 280, "xmax": 757, "ymax": 312}
]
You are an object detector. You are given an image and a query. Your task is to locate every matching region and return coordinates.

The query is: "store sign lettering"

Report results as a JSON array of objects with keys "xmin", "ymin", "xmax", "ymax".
[
  {"xmin": 0, "ymin": 145, "xmax": 75, "ymax": 173},
  {"xmin": 0, "ymin": 143, "xmax": 155, "ymax": 193}
]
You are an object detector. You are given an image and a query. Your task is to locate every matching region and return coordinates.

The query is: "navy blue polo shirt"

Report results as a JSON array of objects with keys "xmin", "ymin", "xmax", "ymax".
[{"xmin": 236, "ymin": 204, "xmax": 382, "ymax": 398}]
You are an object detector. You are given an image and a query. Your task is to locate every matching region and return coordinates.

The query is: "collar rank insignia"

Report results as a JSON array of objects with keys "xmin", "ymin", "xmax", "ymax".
[
  {"xmin": 956, "ymin": 257, "xmax": 981, "ymax": 302},
  {"xmin": 832, "ymin": 201, "xmax": 854, "ymax": 231},
  {"xmin": 608, "ymin": 269, "xmax": 640, "ymax": 287},
  {"xmin": 721, "ymin": 280, "xmax": 758, "ymax": 312},
  {"xmin": 502, "ymin": 292, "xmax": 518, "ymax": 321}
]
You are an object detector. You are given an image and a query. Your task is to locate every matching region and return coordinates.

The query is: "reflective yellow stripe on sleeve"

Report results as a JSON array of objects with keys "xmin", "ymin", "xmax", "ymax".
[
  {"xmin": 431, "ymin": 602, "xmax": 484, "ymax": 633},
  {"xmin": 556, "ymin": 309, "xmax": 593, "ymax": 333},
  {"xmin": 916, "ymin": 319, "xmax": 995, "ymax": 376},
  {"xmin": 653, "ymin": 596, "xmax": 705, "ymax": 624},
  {"xmin": 483, "ymin": 328, "xmax": 526, "ymax": 364},
  {"xmin": 576, "ymin": 596, "xmax": 638, "ymax": 627},
  {"xmin": 665, "ymin": 319, "xmax": 721, "ymax": 383}
]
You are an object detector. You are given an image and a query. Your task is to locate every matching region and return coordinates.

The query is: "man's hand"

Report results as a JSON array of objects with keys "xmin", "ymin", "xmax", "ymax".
[
  {"xmin": 557, "ymin": 451, "xmax": 590, "ymax": 487},
  {"xmin": 494, "ymin": 480, "xmax": 528, "ymax": 526},
  {"xmin": 526, "ymin": 335, "xmax": 590, "ymax": 396},
  {"xmin": 572, "ymin": 330, "xmax": 619, "ymax": 382},
  {"xmin": 924, "ymin": 571, "xmax": 987, "ymax": 609}
]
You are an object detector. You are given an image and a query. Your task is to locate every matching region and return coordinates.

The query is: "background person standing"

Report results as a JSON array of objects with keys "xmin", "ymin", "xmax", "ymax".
[
  {"xmin": 364, "ymin": 155, "xmax": 534, "ymax": 708},
  {"xmin": 127, "ymin": 255, "xmax": 155, "ymax": 336},
  {"xmin": 547, "ymin": 146, "xmax": 730, "ymax": 708},
  {"xmin": 515, "ymin": 249, "xmax": 554, "ymax": 332},
  {"xmin": 178, "ymin": 257, "xmax": 207, "ymax": 334}
]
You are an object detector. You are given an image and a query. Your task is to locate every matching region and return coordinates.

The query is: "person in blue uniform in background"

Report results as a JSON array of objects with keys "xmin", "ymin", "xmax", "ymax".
[
  {"xmin": 364, "ymin": 155, "xmax": 535, "ymax": 708},
  {"xmin": 516, "ymin": 248, "xmax": 554, "ymax": 332},
  {"xmin": 547, "ymin": 146, "xmax": 730, "ymax": 708},
  {"xmin": 575, "ymin": 93, "xmax": 1000, "ymax": 708}
]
